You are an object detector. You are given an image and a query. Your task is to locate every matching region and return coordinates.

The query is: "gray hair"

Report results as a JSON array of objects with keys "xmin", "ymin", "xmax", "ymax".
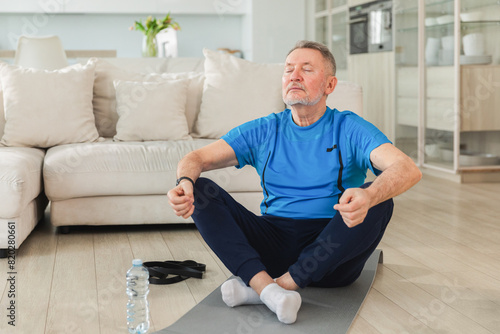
[{"xmin": 287, "ymin": 40, "xmax": 336, "ymax": 76}]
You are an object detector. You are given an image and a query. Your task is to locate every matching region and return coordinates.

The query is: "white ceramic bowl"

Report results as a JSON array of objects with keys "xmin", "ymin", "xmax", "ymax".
[
  {"xmin": 460, "ymin": 11, "xmax": 482, "ymax": 22},
  {"xmin": 425, "ymin": 17, "xmax": 438, "ymax": 26},
  {"xmin": 436, "ymin": 15, "xmax": 454, "ymax": 25},
  {"xmin": 425, "ymin": 144, "xmax": 441, "ymax": 158},
  {"xmin": 332, "ymin": 35, "xmax": 344, "ymax": 42},
  {"xmin": 459, "ymin": 152, "xmax": 499, "ymax": 166},
  {"xmin": 440, "ymin": 148, "xmax": 454, "ymax": 162},
  {"xmin": 460, "ymin": 55, "xmax": 492, "ymax": 65}
]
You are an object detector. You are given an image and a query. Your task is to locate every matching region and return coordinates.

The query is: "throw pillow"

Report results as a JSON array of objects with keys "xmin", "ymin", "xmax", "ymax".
[
  {"xmin": 92, "ymin": 58, "xmax": 204, "ymax": 138},
  {"xmin": 192, "ymin": 49, "xmax": 285, "ymax": 139},
  {"xmin": 167, "ymin": 72, "xmax": 204, "ymax": 134},
  {"xmin": 0, "ymin": 60, "xmax": 100, "ymax": 148},
  {"xmin": 113, "ymin": 79, "xmax": 191, "ymax": 141}
]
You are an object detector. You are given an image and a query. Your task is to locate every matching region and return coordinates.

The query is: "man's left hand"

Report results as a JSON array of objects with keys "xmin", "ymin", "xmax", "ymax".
[{"xmin": 333, "ymin": 188, "xmax": 373, "ymax": 228}]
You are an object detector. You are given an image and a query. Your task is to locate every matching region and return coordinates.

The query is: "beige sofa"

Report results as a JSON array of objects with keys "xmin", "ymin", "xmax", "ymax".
[{"xmin": 0, "ymin": 49, "xmax": 362, "ymax": 255}]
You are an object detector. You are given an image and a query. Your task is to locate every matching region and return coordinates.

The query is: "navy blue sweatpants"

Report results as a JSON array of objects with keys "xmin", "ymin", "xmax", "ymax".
[{"xmin": 191, "ymin": 177, "xmax": 393, "ymax": 288}]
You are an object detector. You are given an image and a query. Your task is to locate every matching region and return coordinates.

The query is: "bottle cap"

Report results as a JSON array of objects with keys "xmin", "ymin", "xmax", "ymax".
[{"xmin": 132, "ymin": 259, "xmax": 143, "ymax": 266}]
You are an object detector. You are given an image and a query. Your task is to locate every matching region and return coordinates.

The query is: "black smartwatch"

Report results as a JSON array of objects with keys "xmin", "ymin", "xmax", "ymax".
[{"xmin": 176, "ymin": 176, "xmax": 195, "ymax": 188}]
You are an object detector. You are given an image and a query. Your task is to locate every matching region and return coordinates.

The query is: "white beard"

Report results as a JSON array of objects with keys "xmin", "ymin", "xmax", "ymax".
[{"xmin": 283, "ymin": 82, "xmax": 326, "ymax": 106}]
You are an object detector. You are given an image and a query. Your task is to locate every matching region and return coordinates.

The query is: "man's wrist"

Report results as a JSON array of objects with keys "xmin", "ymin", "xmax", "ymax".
[
  {"xmin": 176, "ymin": 176, "xmax": 195, "ymax": 188},
  {"xmin": 363, "ymin": 184, "xmax": 381, "ymax": 208}
]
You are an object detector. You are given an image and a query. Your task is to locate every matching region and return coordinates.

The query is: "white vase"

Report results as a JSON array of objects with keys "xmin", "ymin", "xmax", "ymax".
[{"xmin": 156, "ymin": 28, "xmax": 178, "ymax": 58}]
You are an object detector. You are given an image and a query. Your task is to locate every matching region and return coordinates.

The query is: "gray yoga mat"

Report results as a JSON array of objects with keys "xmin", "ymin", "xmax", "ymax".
[{"xmin": 155, "ymin": 249, "xmax": 383, "ymax": 334}]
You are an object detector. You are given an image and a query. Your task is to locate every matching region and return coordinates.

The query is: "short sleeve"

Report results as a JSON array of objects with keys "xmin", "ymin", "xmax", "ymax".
[
  {"xmin": 221, "ymin": 114, "xmax": 275, "ymax": 169},
  {"xmin": 343, "ymin": 114, "xmax": 392, "ymax": 175}
]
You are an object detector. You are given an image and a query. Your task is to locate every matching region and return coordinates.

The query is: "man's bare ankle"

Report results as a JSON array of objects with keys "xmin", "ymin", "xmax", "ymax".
[
  {"xmin": 249, "ymin": 271, "xmax": 275, "ymax": 295},
  {"xmin": 275, "ymin": 272, "xmax": 299, "ymax": 291}
]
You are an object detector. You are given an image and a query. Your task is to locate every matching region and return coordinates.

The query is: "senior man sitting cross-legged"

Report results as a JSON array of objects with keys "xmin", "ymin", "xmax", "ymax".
[{"xmin": 168, "ymin": 40, "xmax": 422, "ymax": 324}]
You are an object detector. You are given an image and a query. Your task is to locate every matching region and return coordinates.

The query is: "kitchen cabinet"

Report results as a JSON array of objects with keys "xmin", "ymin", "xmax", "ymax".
[
  {"xmin": 394, "ymin": 0, "xmax": 500, "ymax": 176},
  {"xmin": 314, "ymin": 0, "xmax": 349, "ymax": 80},
  {"xmin": 461, "ymin": 65, "xmax": 500, "ymax": 131}
]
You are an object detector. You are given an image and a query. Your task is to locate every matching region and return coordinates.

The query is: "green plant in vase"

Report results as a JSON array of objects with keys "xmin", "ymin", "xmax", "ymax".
[{"xmin": 131, "ymin": 13, "xmax": 180, "ymax": 57}]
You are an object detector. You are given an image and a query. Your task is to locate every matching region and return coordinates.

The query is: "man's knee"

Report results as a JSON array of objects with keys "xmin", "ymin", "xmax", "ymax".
[
  {"xmin": 194, "ymin": 177, "xmax": 220, "ymax": 198},
  {"xmin": 194, "ymin": 177, "xmax": 213, "ymax": 190},
  {"xmin": 192, "ymin": 178, "xmax": 225, "ymax": 214},
  {"xmin": 360, "ymin": 181, "xmax": 372, "ymax": 189},
  {"xmin": 379, "ymin": 197, "xmax": 394, "ymax": 217}
]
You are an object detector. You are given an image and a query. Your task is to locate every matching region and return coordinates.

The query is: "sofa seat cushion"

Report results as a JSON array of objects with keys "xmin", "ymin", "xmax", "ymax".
[
  {"xmin": 0, "ymin": 147, "xmax": 45, "ymax": 218},
  {"xmin": 43, "ymin": 139, "xmax": 261, "ymax": 201}
]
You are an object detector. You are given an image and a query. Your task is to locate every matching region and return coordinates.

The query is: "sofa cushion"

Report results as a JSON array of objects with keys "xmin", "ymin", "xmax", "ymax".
[
  {"xmin": 164, "ymin": 57, "xmax": 204, "ymax": 73},
  {"xmin": 93, "ymin": 58, "xmax": 204, "ymax": 137},
  {"xmin": 0, "ymin": 60, "xmax": 100, "ymax": 148},
  {"xmin": 49, "ymin": 192, "xmax": 262, "ymax": 227},
  {"xmin": 113, "ymin": 79, "xmax": 191, "ymax": 141},
  {"xmin": 0, "ymin": 147, "xmax": 45, "ymax": 218},
  {"xmin": 192, "ymin": 49, "xmax": 285, "ymax": 139},
  {"xmin": 43, "ymin": 139, "xmax": 261, "ymax": 201},
  {"xmin": 83, "ymin": 57, "xmax": 205, "ymax": 74}
]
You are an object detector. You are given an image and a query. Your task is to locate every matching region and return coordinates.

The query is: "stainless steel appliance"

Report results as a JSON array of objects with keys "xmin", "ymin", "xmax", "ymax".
[{"xmin": 349, "ymin": 0, "xmax": 393, "ymax": 54}]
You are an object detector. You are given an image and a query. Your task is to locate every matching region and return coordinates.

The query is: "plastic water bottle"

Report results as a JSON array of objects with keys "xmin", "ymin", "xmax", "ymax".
[{"xmin": 126, "ymin": 259, "xmax": 150, "ymax": 334}]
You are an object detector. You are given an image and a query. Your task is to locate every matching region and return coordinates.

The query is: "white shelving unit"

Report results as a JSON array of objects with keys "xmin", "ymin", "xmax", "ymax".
[{"xmin": 394, "ymin": 0, "xmax": 500, "ymax": 179}]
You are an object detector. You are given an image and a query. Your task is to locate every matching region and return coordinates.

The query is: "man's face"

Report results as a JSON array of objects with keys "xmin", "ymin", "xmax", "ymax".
[{"xmin": 282, "ymin": 48, "xmax": 331, "ymax": 106}]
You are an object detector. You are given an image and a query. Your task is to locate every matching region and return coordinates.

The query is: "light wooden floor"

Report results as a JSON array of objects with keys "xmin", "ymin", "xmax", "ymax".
[{"xmin": 1, "ymin": 174, "xmax": 499, "ymax": 333}]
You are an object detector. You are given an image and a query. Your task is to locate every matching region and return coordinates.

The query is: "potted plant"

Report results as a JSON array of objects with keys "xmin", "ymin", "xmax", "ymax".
[{"xmin": 131, "ymin": 13, "xmax": 181, "ymax": 57}]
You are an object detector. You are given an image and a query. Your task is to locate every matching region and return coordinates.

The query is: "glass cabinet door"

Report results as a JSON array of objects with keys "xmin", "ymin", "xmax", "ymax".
[
  {"xmin": 394, "ymin": 0, "xmax": 500, "ymax": 172},
  {"xmin": 332, "ymin": 0, "xmax": 347, "ymax": 8},
  {"xmin": 315, "ymin": 16, "xmax": 329, "ymax": 46},
  {"xmin": 314, "ymin": 0, "xmax": 349, "ymax": 80},
  {"xmin": 459, "ymin": 0, "xmax": 500, "ymax": 169},
  {"xmin": 424, "ymin": 0, "xmax": 456, "ymax": 169},
  {"xmin": 394, "ymin": 0, "xmax": 419, "ymax": 161},
  {"xmin": 316, "ymin": 0, "xmax": 328, "ymax": 13},
  {"xmin": 331, "ymin": 11, "xmax": 348, "ymax": 79}
]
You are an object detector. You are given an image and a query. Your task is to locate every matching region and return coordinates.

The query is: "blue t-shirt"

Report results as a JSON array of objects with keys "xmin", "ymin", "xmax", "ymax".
[{"xmin": 221, "ymin": 107, "xmax": 391, "ymax": 219}]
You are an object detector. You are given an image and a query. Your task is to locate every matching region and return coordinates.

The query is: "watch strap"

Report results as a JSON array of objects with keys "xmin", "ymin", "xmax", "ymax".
[{"xmin": 176, "ymin": 176, "xmax": 195, "ymax": 188}]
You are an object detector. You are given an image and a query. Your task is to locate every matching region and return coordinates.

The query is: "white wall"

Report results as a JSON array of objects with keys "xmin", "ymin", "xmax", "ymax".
[
  {"xmin": 243, "ymin": 0, "xmax": 306, "ymax": 63},
  {"xmin": 0, "ymin": 0, "xmax": 307, "ymax": 62},
  {"xmin": 0, "ymin": 13, "xmax": 243, "ymax": 58}
]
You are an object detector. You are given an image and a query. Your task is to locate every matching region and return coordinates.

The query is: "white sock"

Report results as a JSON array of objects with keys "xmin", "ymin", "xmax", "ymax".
[
  {"xmin": 259, "ymin": 283, "xmax": 302, "ymax": 324},
  {"xmin": 221, "ymin": 278, "xmax": 262, "ymax": 307}
]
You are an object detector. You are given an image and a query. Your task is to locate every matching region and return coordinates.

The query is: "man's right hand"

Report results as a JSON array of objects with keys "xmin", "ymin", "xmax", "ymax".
[
  {"xmin": 167, "ymin": 181, "xmax": 195, "ymax": 219},
  {"xmin": 167, "ymin": 139, "xmax": 239, "ymax": 219}
]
